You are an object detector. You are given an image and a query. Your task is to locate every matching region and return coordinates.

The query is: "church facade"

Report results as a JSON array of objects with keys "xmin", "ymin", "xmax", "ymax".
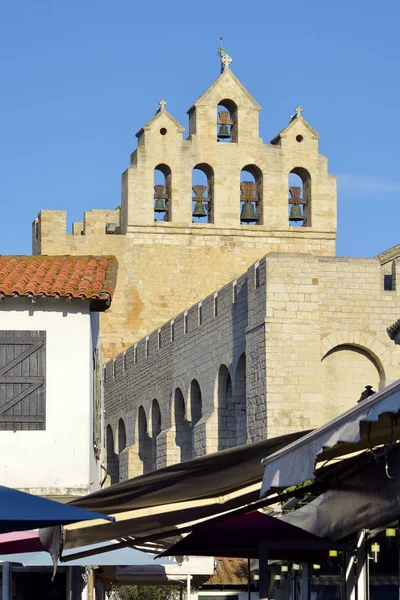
[
  {"xmin": 33, "ymin": 58, "xmax": 336, "ymax": 362},
  {"xmin": 32, "ymin": 55, "xmax": 400, "ymax": 484}
]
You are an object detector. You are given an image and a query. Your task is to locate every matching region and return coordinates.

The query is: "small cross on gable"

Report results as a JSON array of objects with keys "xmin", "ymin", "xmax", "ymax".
[
  {"xmin": 221, "ymin": 54, "xmax": 232, "ymax": 69},
  {"xmin": 295, "ymin": 106, "xmax": 303, "ymax": 118},
  {"xmin": 159, "ymin": 99, "xmax": 167, "ymax": 110}
]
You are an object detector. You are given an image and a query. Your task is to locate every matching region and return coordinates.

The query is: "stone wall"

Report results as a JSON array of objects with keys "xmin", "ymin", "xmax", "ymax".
[{"xmin": 104, "ymin": 253, "xmax": 400, "ymax": 483}]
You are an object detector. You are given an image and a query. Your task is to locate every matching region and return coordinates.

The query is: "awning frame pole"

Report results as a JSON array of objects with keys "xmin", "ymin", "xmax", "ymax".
[
  {"xmin": 300, "ymin": 563, "xmax": 310, "ymax": 600},
  {"xmin": 247, "ymin": 557, "xmax": 251, "ymax": 600},
  {"xmin": 356, "ymin": 529, "xmax": 368, "ymax": 600},
  {"xmin": 187, "ymin": 573, "xmax": 191, "ymax": 600},
  {"xmin": 344, "ymin": 548, "xmax": 356, "ymax": 600},
  {"xmin": 259, "ymin": 542, "xmax": 269, "ymax": 600},
  {"xmin": 1, "ymin": 562, "xmax": 12, "ymax": 600}
]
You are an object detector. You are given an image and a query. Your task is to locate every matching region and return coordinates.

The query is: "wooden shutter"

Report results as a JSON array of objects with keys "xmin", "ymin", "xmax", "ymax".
[{"xmin": 0, "ymin": 331, "xmax": 46, "ymax": 431}]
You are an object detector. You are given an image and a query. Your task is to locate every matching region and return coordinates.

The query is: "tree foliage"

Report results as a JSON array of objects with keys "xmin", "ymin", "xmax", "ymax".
[{"xmin": 111, "ymin": 584, "xmax": 183, "ymax": 600}]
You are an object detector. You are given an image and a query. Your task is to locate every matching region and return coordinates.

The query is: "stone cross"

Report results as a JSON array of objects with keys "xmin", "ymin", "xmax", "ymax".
[
  {"xmin": 159, "ymin": 99, "xmax": 167, "ymax": 110},
  {"xmin": 221, "ymin": 53, "xmax": 232, "ymax": 70},
  {"xmin": 295, "ymin": 106, "xmax": 303, "ymax": 118}
]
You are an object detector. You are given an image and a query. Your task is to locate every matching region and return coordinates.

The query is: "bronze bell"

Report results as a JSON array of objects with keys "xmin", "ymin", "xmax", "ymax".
[
  {"xmin": 192, "ymin": 200, "xmax": 207, "ymax": 218},
  {"xmin": 217, "ymin": 123, "xmax": 230, "ymax": 140},
  {"xmin": 289, "ymin": 203, "xmax": 304, "ymax": 222},
  {"xmin": 240, "ymin": 201, "xmax": 258, "ymax": 223},
  {"xmin": 154, "ymin": 198, "xmax": 166, "ymax": 213}
]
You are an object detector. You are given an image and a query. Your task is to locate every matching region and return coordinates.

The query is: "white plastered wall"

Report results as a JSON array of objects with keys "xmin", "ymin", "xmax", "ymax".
[{"xmin": 0, "ymin": 297, "xmax": 97, "ymax": 497}]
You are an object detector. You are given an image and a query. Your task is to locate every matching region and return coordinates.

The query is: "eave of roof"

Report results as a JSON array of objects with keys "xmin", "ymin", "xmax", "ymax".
[{"xmin": 0, "ymin": 255, "xmax": 118, "ymax": 311}]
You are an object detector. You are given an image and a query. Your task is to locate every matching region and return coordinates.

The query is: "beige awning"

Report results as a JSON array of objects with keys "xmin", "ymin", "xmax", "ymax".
[{"xmin": 261, "ymin": 378, "xmax": 400, "ymax": 497}]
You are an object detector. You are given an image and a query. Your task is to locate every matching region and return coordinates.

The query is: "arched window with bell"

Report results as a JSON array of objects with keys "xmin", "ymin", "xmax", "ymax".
[
  {"xmin": 288, "ymin": 167, "xmax": 311, "ymax": 227},
  {"xmin": 154, "ymin": 164, "xmax": 171, "ymax": 222},
  {"xmin": 217, "ymin": 99, "xmax": 238, "ymax": 143},
  {"xmin": 240, "ymin": 165, "xmax": 262, "ymax": 225},
  {"xmin": 192, "ymin": 163, "xmax": 214, "ymax": 224}
]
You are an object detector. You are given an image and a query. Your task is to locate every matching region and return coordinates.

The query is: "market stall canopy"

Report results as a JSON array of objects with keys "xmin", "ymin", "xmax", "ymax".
[
  {"xmin": 161, "ymin": 510, "xmax": 347, "ymax": 560},
  {"xmin": 59, "ymin": 430, "xmax": 309, "ymax": 554},
  {"xmin": 0, "ymin": 531, "xmax": 46, "ymax": 554},
  {"xmin": 281, "ymin": 443, "xmax": 400, "ymax": 540},
  {"xmin": 261, "ymin": 379, "xmax": 400, "ymax": 497},
  {"xmin": 0, "ymin": 485, "xmax": 113, "ymax": 534}
]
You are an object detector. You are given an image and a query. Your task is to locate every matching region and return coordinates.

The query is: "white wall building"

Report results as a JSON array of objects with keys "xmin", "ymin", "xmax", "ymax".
[{"xmin": 0, "ymin": 254, "xmax": 118, "ymax": 501}]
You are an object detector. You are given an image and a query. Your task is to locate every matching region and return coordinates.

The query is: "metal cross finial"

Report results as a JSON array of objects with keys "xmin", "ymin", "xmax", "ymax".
[
  {"xmin": 295, "ymin": 106, "xmax": 303, "ymax": 118},
  {"xmin": 159, "ymin": 99, "xmax": 167, "ymax": 111},
  {"xmin": 217, "ymin": 38, "xmax": 232, "ymax": 72}
]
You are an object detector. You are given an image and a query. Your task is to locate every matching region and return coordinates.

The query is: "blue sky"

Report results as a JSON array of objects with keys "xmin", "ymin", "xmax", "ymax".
[{"xmin": 0, "ymin": 0, "xmax": 399, "ymax": 257}]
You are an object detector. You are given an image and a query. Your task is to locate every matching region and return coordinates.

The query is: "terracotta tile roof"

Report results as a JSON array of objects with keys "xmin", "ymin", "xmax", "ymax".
[
  {"xmin": 204, "ymin": 558, "xmax": 249, "ymax": 586},
  {"xmin": 0, "ymin": 255, "xmax": 118, "ymax": 309}
]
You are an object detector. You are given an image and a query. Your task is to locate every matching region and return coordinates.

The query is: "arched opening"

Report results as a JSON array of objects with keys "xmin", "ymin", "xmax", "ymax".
[
  {"xmin": 217, "ymin": 365, "xmax": 234, "ymax": 451},
  {"xmin": 321, "ymin": 345, "xmax": 381, "ymax": 423},
  {"xmin": 192, "ymin": 163, "xmax": 214, "ymax": 224},
  {"xmin": 118, "ymin": 418, "xmax": 126, "ymax": 453},
  {"xmin": 234, "ymin": 353, "xmax": 247, "ymax": 445},
  {"xmin": 288, "ymin": 167, "xmax": 311, "ymax": 227},
  {"xmin": 151, "ymin": 399, "xmax": 162, "ymax": 471},
  {"xmin": 217, "ymin": 99, "xmax": 238, "ymax": 143},
  {"xmin": 106, "ymin": 424, "xmax": 119, "ymax": 485},
  {"xmin": 240, "ymin": 165, "xmax": 262, "ymax": 225},
  {"xmin": 138, "ymin": 406, "xmax": 152, "ymax": 474},
  {"xmin": 154, "ymin": 164, "xmax": 171, "ymax": 222},
  {"xmin": 190, "ymin": 379, "xmax": 205, "ymax": 457},
  {"xmin": 174, "ymin": 388, "xmax": 191, "ymax": 461}
]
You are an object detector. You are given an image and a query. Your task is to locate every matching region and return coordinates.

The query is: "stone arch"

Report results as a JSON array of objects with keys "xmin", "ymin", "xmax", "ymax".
[
  {"xmin": 217, "ymin": 99, "xmax": 238, "ymax": 143},
  {"xmin": 118, "ymin": 418, "xmax": 126, "ymax": 453},
  {"xmin": 154, "ymin": 163, "xmax": 171, "ymax": 222},
  {"xmin": 217, "ymin": 365, "xmax": 234, "ymax": 451},
  {"xmin": 174, "ymin": 387, "xmax": 191, "ymax": 462},
  {"xmin": 288, "ymin": 167, "xmax": 311, "ymax": 227},
  {"xmin": 321, "ymin": 332, "xmax": 387, "ymax": 386},
  {"xmin": 192, "ymin": 163, "xmax": 214, "ymax": 224},
  {"xmin": 106, "ymin": 424, "xmax": 119, "ymax": 485},
  {"xmin": 151, "ymin": 399, "xmax": 162, "ymax": 470},
  {"xmin": 240, "ymin": 165, "xmax": 262, "ymax": 225},
  {"xmin": 233, "ymin": 352, "xmax": 247, "ymax": 445},
  {"xmin": 321, "ymin": 344, "xmax": 381, "ymax": 422},
  {"xmin": 137, "ymin": 406, "xmax": 152, "ymax": 474},
  {"xmin": 189, "ymin": 379, "xmax": 205, "ymax": 457}
]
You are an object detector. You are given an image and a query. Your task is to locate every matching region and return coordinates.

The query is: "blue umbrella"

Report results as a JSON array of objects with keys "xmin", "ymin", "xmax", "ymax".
[{"xmin": 0, "ymin": 485, "xmax": 114, "ymax": 534}]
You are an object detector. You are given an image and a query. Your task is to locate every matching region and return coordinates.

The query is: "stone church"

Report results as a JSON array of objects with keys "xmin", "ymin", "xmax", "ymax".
[{"xmin": 33, "ymin": 51, "xmax": 400, "ymax": 483}]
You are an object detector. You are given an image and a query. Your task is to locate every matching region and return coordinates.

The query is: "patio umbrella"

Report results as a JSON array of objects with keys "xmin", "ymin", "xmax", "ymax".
[
  {"xmin": 0, "ymin": 484, "xmax": 113, "ymax": 534},
  {"xmin": 161, "ymin": 510, "xmax": 347, "ymax": 561}
]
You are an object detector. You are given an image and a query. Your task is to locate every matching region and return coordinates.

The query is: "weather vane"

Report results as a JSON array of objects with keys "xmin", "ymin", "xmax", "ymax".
[{"xmin": 217, "ymin": 37, "xmax": 232, "ymax": 73}]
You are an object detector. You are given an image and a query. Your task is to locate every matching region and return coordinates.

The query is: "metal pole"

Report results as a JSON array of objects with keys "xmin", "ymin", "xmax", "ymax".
[
  {"xmin": 356, "ymin": 530, "xmax": 368, "ymax": 600},
  {"xmin": 300, "ymin": 563, "xmax": 310, "ymax": 600},
  {"xmin": 187, "ymin": 574, "xmax": 191, "ymax": 600},
  {"xmin": 247, "ymin": 557, "xmax": 251, "ymax": 600},
  {"xmin": 1, "ymin": 562, "xmax": 12, "ymax": 600},
  {"xmin": 397, "ymin": 519, "xmax": 400, "ymax": 600},
  {"xmin": 344, "ymin": 550, "xmax": 356, "ymax": 600},
  {"xmin": 259, "ymin": 542, "xmax": 269, "ymax": 600}
]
